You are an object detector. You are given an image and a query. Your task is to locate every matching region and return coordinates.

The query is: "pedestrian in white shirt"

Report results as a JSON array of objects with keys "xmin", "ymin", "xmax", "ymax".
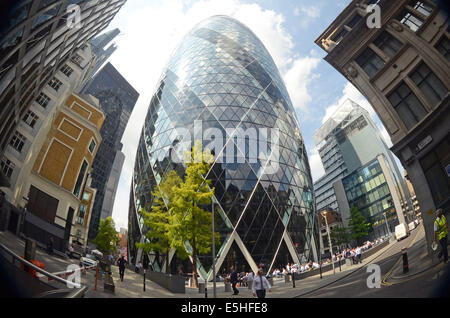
[
  {"xmin": 252, "ymin": 267, "xmax": 271, "ymax": 299},
  {"xmin": 356, "ymin": 247, "xmax": 362, "ymax": 263}
]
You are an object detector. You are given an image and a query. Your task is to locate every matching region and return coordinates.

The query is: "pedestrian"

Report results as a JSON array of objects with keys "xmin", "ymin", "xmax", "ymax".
[
  {"xmin": 434, "ymin": 209, "xmax": 449, "ymax": 263},
  {"xmin": 230, "ymin": 266, "xmax": 239, "ymax": 295},
  {"xmin": 251, "ymin": 267, "xmax": 271, "ymax": 299},
  {"xmin": 117, "ymin": 255, "xmax": 127, "ymax": 282},
  {"xmin": 356, "ymin": 246, "xmax": 362, "ymax": 264},
  {"xmin": 47, "ymin": 236, "xmax": 54, "ymax": 255}
]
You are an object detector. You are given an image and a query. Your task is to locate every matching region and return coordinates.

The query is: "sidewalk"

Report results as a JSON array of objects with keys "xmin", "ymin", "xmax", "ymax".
[
  {"xmin": 88, "ymin": 235, "xmax": 399, "ymax": 299},
  {"xmin": 384, "ymin": 225, "xmax": 448, "ymax": 284}
]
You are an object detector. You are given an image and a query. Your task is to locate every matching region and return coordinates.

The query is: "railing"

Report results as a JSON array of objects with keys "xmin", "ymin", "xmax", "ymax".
[{"xmin": 0, "ymin": 241, "xmax": 89, "ymax": 298}]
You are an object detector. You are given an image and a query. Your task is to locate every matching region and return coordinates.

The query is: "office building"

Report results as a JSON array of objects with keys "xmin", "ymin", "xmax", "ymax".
[
  {"xmin": 0, "ymin": 0, "xmax": 127, "ymax": 165},
  {"xmin": 128, "ymin": 16, "xmax": 319, "ymax": 279},
  {"xmin": 313, "ymin": 100, "xmax": 414, "ymax": 240},
  {"xmin": 82, "ymin": 62, "xmax": 139, "ymax": 240},
  {"xmin": 315, "ymin": 0, "xmax": 449, "ymax": 254}
]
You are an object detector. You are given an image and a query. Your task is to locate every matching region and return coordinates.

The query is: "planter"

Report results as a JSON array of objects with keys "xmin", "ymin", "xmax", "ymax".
[{"xmin": 146, "ymin": 271, "xmax": 185, "ymax": 294}]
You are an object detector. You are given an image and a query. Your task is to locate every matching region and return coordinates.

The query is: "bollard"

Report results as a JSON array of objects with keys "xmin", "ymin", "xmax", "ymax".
[
  {"xmin": 143, "ymin": 269, "xmax": 146, "ymax": 292},
  {"xmin": 402, "ymin": 247, "xmax": 409, "ymax": 274},
  {"xmin": 94, "ymin": 266, "xmax": 98, "ymax": 291}
]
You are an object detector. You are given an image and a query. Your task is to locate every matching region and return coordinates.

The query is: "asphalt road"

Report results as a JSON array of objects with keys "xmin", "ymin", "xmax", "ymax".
[{"xmin": 301, "ymin": 227, "xmax": 450, "ymax": 298}]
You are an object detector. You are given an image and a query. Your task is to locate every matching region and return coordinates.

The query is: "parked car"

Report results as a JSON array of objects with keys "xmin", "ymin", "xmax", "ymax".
[
  {"xmin": 80, "ymin": 254, "xmax": 98, "ymax": 268},
  {"xmin": 395, "ymin": 223, "xmax": 410, "ymax": 242}
]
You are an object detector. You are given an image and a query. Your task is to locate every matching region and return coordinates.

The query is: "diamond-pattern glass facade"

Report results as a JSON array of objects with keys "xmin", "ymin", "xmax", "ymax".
[{"xmin": 128, "ymin": 16, "xmax": 318, "ymax": 277}]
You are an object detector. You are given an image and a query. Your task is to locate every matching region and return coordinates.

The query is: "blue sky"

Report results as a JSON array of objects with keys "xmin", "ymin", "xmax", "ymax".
[{"xmin": 100, "ymin": 0, "xmax": 396, "ymax": 230}]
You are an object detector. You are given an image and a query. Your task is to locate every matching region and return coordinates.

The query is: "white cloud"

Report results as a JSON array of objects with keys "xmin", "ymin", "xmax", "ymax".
[
  {"xmin": 300, "ymin": 5, "xmax": 321, "ymax": 19},
  {"xmin": 308, "ymin": 146, "xmax": 325, "ymax": 182},
  {"xmin": 283, "ymin": 56, "xmax": 321, "ymax": 112},
  {"xmin": 294, "ymin": 5, "xmax": 321, "ymax": 28},
  {"xmin": 107, "ymin": 0, "xmax": 320, "ymax": 230}
]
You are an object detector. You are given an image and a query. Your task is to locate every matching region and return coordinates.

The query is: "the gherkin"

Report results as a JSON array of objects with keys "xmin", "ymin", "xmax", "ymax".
[{"xmin": 128, "ymin": 16, "xmax": 319, "ymax": 279}]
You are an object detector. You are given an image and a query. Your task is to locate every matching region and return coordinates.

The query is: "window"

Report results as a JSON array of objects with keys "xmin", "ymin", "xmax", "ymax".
[
  {"xmin": 397, "ymin": 3, "xmax": 427, "ymax": 32},
  {"xmin": 387, "ymin": 82, "xmax": 428, "ymax": 130},
  {"xmin": 409, "ymin": 0, "xmax": 433, "ymax": 17},
  {"xmin": 435, "ymin": 36, "xmax": 450, "ymax": 62},
  {"xmin": 331, "ymin": 28, "xmax": 349, "ymax": 44},
  {"xmin": 88, "ymin": 139, "xmax": 96, "ymax": 153},
  {"xmin": 60, "ymin": 64, "xmax": 73, "ymax": 77},
  {"xmin": 23, "ymin": 110, "xmax": 39, "ymax": 128},
  {"xmin": 36, "ymin": 92, "xmax": 51, "ymax": 108},
  {"xmin": 355, "ymin": 47, "xmax": 386, "ymax": 77},
  {"xmin": 373, "ymin": 31, "xmax": 404, "ymax": 59},
  {"xmin": 346, "ymin": 14, "xmax": 362, "ymax": 29},
  {"xmin": 9, "ymin": 131, "xmax": 26, "ymax": 152},
  {"xmin": 0, "ymin": 157, "xmax": 15, "ymax": 178},
  {"xmin": 410, "ymin": 62, "xmax": 448, "ymax": 108},
  {"xmin": 82, "ymin": 192, "xmax": 90, "ymax": 201},
  {"xmin": 79, "ymin": 204, "xmax": 87, "ymax": 218},
  {"xmin": 73, "ymin": 160, "xmax": 88, "ymax": 197},
  {"xmin": 48, "ymin": 77, "xmax": 62, "ymax": 91},
  {"xmin": 71, "ymin": 54, "xmax": 84, "ymax": 66}
]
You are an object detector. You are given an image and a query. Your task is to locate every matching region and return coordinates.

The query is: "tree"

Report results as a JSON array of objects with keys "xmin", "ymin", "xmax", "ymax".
[
  {"xmin": 170, "ymin": 141, "xmax": 217, "ymax": 288},
  {"xmin": 330, "ymin": 226, "xmax": 351, "ymax": 252},
  {"xmin": 348, "ymin": 206, "xmax": 371, "ymax": 245},
  {"xmin": 93, "ymin": 217, "xmax": 119, "ymax": 254},
  {"xmin": 137, "ymin": 170, "xmax": 183, "ymax": 274}
]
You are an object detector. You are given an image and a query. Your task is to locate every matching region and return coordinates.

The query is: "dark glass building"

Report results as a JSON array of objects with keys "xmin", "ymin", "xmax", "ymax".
[
  {"xmin": 128, "ymin": 16, "xmax": 319, "ymax": 279},
  {"xmin": 82, "ymin": 62, "xmax": 139, "ymax": 240}
]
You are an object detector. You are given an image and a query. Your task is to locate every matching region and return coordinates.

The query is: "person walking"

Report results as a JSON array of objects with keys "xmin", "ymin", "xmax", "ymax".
[
  {"xmin": 434, "ymin": 209, "xmax": 449, "ymax": 263},
  {"xmin": 252, "ymin": 267, "xmax": 271, "ymax": 299},
  {"xmin": 46, "ymin": 236, "xmax": 54, "ymax": 255},
  {"xmin": 356, "ymin": 246, "xmax": 362, "ymax": 264},
  {"xmin": 230, "ymin": 266, "xmax": 239, "ymax": 295},
  {"xmin": 117, "ymin": 255, "xmax": 127, "ymax": 282}
]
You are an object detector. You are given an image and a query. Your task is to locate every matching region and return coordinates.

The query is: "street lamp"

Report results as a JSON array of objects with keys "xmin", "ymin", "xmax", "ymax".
[
  {"xmin": 212, "ymin": 200, "xmax": 217, "ymax": 298},
  {"xmin": 383, "ymin": 212, "xmax": 391, "ymax": 238},
  {"xmin": 322, "ymin": 211, "xmax": 335, "ymax": 275}
]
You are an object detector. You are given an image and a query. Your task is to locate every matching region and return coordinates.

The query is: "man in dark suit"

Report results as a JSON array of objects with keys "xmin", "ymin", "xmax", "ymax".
[{"xmin": 230, "ymin": 266, "xmax": 239, "ymax": 295}]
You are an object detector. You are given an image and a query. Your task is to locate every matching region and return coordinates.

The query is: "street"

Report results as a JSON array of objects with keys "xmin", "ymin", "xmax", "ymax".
[{"xmin": 300, "ymin": 225, "xmax": 450, "ymax": 298}]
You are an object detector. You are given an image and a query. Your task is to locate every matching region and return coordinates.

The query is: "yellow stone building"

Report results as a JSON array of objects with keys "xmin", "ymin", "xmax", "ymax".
[{"xmin": 25, "ymin": 93, "xmax": 104, "ymax": 246}]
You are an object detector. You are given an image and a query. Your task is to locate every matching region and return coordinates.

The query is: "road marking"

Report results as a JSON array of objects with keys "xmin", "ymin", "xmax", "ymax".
[{"xmin": 381, "ymin": 226, "xmax": 424, "ymax": 287}]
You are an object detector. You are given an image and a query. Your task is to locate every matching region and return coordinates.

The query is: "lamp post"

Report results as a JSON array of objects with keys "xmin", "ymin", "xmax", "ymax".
[
  {"xmin": 212, "ymin": 200, "xmax": 217, "ymax": 298},
  {"xmin": 322, "ymin": 211, "xmax": 335, "ymax": 275},
  {"xmin": 383, "ymin": 212, "xmax": 391, "ymax": 238}
]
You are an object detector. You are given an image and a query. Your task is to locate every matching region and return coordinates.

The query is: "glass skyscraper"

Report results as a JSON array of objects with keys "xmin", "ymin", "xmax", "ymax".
[
  {"xmin": 83, "ymin": 62, "xmax": 139, "ymax": 240},
  {"xmin": 129, "ymin": 16, "xmax": 318, "ymax": 278}
]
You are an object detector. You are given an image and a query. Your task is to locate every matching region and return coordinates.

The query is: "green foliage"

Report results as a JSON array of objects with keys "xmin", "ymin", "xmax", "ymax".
[
  {"xmin": 93, "ymin": 217, "xmax": 119, "ymax": 254},
  {"xmin": 348, "ymin": 206, "xmax": 371, "ymax": 243},
  {"xmin": 329, "ymin": 226, "xmax": 351, "ymax": 250},
  {"xmin": 137, "ymin": 141, "xmax": 220, "ymax": 286},
  {"xmin": 170, "ymin": 141, "xmax": 218, "ymax": 287},
  {"xmin": 137, "ymin": 170, "xmax": 183, "ymax": 273}
]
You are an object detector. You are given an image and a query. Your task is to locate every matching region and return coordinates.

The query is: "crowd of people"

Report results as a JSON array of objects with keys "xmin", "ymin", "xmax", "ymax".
[{"xmin": 271, "ymin": 239, "xmax": 382, "ymax": 277}]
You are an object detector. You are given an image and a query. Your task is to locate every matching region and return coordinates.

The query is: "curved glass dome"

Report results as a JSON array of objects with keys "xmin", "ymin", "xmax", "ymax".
[{"xmin": 128, "ymin": 16, "xmax": 319, "ymax": 278}]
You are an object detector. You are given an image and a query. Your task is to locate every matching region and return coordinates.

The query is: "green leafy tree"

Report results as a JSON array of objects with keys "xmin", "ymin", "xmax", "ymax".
[
  {"xmin": 137, "ymin": 170, "xmax": 183, "ymax": 274},
  {"xmin": 93, "ymin": 217, "xmax": 120, "ymax": 254},
  {"xmin": 330, "ymin": 226, "xmax": 351, "ymax": 252},
  {"xmin": 348, "ymin": 206, "xmax": 371, "ymax": 245},
  {"xmin": 170, "ymin": 141, "xmax": 218, "ymax": 288}
]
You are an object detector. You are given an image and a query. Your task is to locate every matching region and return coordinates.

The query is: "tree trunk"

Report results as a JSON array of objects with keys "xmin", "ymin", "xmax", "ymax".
[
  {"xmin": 166, "ymin": 247, "xmax": 170, "ymax": 275},
  {"xmin": 191, "ymin": 237, "xmax": 198, "ymax": 288}
]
